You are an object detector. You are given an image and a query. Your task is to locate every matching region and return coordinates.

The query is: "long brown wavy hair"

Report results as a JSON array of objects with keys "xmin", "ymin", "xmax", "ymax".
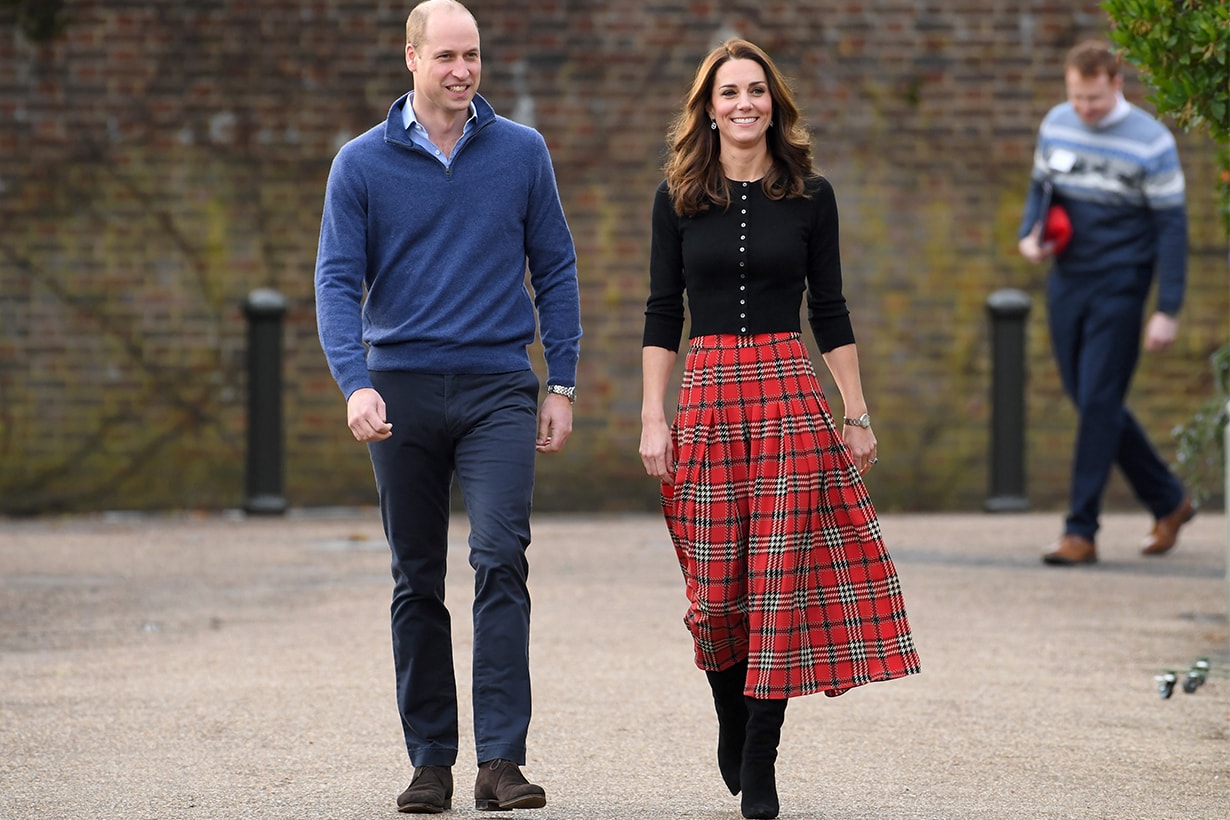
[{"xmin": 664, "ymin": 39, "xmax": 814, "ymax": 217}]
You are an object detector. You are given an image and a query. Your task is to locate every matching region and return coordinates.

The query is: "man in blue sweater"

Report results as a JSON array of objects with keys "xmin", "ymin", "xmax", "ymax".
[
  {"xmin": 314, "ymin": 0, "xmax": 581, "ymax": 811},
  {"xmin": 1018, "ymin": 39, "xmax": 1194, "ymax": 566}
]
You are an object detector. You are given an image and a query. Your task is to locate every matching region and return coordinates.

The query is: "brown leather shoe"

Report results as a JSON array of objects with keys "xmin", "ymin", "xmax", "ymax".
[
  {"xmin": 474, "ymin": 758, "xmax": 546, "ymax": 811},
  {"xmin": 398, "ymin": 766, "xmax": 453, "ymax": 814},
  {"xmin": 1141, "ymin": 496, "xmax": 1196, "ymax": 556},
  {"xmin": 1042, "ymin": 534, "xmax": 1097, "ymax": 565}
]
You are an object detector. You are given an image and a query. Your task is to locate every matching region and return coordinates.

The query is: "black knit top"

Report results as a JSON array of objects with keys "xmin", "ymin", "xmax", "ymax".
[{"xmin": 642, "ymin": 174, "xmax": 854, "ymax": 353}]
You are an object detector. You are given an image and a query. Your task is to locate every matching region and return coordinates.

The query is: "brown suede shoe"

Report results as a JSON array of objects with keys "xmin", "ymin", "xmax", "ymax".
[
  {"xmin": 474, "ymin": 759, "xmax": 546, "ymax": 811},
  {"xmin": 1141, "ymin": 496, "xmax": 1196, "ymax": 556},
  {"xmin": 1042, "ymin": 534, "xmax": 1097, "ymax": 565},
  {"xmin": 397, "ymin": 766, "xmax": 453, "ymax": 814}
]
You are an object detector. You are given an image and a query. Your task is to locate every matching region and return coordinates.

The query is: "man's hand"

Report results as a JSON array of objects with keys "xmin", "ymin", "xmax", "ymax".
[
  {"xmin": 347, "ymin": 387, "xmax": 392, "ymax": 442},
  {"xmin": 1017, "ymin": 223, "xmax": 1054, "ymax": 264},
  {"xmin": 536, "ymin": 394, "xmax": 573, "ymax": 453},
  {"xmin": 1143, "ymin": 312, "xmax": 1178, "ymax": 353}
]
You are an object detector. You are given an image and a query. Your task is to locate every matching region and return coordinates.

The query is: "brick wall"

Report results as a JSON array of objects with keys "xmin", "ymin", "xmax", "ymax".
[{"xmin": 1, "ymin": 0, "xmax": 1225, "ymax": 515}]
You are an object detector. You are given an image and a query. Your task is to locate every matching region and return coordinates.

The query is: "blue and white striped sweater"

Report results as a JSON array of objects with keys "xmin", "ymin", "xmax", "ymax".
[{"xmin": 1018, "ymin": 100, "xmax": 1187, "ymax": 314}]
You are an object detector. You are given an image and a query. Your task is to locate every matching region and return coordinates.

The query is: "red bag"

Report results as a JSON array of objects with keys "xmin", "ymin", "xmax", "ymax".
[{"xmin": 1044, "ymin": 204, "xmax": 1072, "ymax": 255}]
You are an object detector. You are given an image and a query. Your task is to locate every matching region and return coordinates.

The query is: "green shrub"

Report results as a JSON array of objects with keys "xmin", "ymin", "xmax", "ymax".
[
  {"xmin": 1171, "ymin": 345, "xmax": 1230, "ymax": 505},
  {"xmin": 1104, "ymin": 1, "xmax": 1230, "ymax": 500},
  {"xmin": 1103, "ymin": 0, "xmax": 1230, "ymax": 232}
]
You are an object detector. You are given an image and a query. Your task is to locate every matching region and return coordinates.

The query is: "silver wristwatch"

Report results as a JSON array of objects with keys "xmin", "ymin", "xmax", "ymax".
[
  {"xmin": 546, "ymin": 384, "xmax": 576, "ymax": 403},
  {"xmin": 842, "ymin": 412, "xmax": 871, "ymax": 428}
]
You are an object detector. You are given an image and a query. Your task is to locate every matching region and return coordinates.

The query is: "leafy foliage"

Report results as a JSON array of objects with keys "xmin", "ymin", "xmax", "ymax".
[
  {"xmin": 1171, "ymin": 344, "xmax": 1230, "ymax": 505},
  {"xmin": 1103, "ymin": 1, "xmax": 1229, "ymax": 500},
  {"xmin": 1102, "ymin": 0, "xmax": 1230, "ymax": 232}
]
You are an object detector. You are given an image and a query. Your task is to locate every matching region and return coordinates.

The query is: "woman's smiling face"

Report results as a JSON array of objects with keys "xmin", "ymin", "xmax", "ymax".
[{"xmin": 708, "ymin": 58, "xmax": 772, "ymax": 150}]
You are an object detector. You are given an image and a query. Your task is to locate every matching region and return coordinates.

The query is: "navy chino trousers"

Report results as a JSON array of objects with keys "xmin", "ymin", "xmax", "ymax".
[
  {"xmin": 367, "ymin": 368, "xmax": 540, "ymax": 768},
  {"xmin": 1046, "ymin": 266, "xmax": 1184, "ymax": 540}
]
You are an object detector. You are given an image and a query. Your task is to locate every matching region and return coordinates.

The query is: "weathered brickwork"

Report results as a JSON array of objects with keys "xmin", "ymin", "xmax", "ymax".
[{"xmin": 1, "ymin": 1, "xmax": 1224, "ymax": 514}]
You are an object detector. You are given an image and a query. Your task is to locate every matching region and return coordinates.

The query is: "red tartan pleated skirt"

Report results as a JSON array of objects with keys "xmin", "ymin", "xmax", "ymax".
[{"xmin": 662, "ymin": 333, "xmax": 921, "ymax": 699}]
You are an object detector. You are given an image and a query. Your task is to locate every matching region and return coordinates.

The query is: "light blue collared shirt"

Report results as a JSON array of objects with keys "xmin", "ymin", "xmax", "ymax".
[{"xmin": 402, "ymin": 92, "xmax": 478, "ymax": 168}]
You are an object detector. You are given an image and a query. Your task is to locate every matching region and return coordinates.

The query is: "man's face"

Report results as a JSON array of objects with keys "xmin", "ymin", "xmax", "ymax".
[
  {"xmin": 1065, "ymin": 67, "xmax": 1121, "ymax": 126},
  {"xmin": 406, "ymin": 8, "xmax": 481, "ymax": 119}
]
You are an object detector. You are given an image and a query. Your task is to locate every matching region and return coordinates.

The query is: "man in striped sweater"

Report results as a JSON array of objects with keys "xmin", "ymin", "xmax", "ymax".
[{"xmin": 1017, "ymin": 39, "xmax": 1195, "ymax": 566}]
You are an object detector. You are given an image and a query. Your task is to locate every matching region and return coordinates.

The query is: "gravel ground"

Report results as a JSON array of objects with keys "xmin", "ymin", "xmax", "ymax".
[{"xmin": 1, "ymin": 509, "xmax": 1227, "ymax": 819}]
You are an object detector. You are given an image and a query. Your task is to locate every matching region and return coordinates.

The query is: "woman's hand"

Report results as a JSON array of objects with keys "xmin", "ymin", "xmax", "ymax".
[
  {"xmin": 842, "ymin": 423, "xmax": 878, "ymax": 474},
  {"xmin": 639, "ymin": 418, "xmax": 676, "ymax": 484}
]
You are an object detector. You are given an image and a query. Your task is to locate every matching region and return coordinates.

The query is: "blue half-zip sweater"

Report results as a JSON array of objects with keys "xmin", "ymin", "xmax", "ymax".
[
  {"xmin": 315, "ymin": 92, "xmax": 581, "ymax": 400},
  {"xmin": 1017, "ymin": 99, "xmax": 1187, "ymax": 315}
]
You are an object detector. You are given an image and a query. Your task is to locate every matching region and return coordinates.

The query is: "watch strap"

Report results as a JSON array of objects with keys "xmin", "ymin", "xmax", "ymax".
[{"xmin": 546, "ymin": 383, "xmax": 576, "ymax": 403}]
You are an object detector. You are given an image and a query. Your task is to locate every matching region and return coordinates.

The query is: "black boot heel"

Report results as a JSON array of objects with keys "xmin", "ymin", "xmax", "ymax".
[
  {"xmin": 740, "ymin": 696, "xmax": 787, "ymax": 819},
  {"xmin": 704, "ymin": 660, "xmax": 749, "ymax": 795}
]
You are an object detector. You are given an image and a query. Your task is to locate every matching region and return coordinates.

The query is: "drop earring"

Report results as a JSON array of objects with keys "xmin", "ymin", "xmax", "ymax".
[{"xmin": 711, "ymin": 119, "xmax": 717, "ymax": 130}]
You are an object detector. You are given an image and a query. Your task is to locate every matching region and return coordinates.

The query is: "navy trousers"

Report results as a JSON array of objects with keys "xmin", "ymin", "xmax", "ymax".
[
  {"xmin": 367, "ymin": 369, "xmax": 540, "ymax": 768},
  {"xmin": 1046, "ymin": 268, "xmax": 1184, "ymax": 540}
]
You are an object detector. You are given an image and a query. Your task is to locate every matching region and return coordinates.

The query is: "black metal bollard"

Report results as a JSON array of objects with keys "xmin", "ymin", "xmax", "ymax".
[
  {"xmin": 243, "ymin": 288, "xmax": 288, "ymax": 515},
  {"xmin": 984, "ymin": 288, "xmax": 1032, "ymax": 512}
]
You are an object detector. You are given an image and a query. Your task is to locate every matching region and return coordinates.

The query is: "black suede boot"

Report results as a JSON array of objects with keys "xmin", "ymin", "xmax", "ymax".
[
  {"xmin": 397, "ymin": 766, "xmax": 453, "ymax": 814},
  {"xmin": 704, "ymin": 660, "xmax": 749, "ymax": 795},
  {"xmin": 740, "ymin": 696, "xmax": 787, "ymax": 820},
  {"xmin": 474, "ymin": 759, "xmax": 546, "ymax": 811}
]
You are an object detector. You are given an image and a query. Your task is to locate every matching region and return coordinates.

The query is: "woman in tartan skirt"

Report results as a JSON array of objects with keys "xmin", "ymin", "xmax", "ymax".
[{"xmin": 639, "ymin": 39, "xmax": 921, "ymax": 820}]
